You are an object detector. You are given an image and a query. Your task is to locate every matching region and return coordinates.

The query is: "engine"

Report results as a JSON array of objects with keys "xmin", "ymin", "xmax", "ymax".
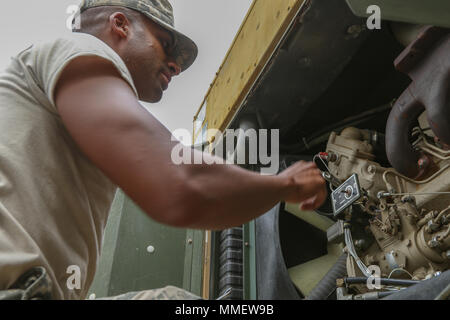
[
  {"xmin": 307, "ymin": 26, "xmax": 450, "ymax": 299},
  {"xmin": 325, "ymin": 125, "xmax": 450, "ymax": 285}
]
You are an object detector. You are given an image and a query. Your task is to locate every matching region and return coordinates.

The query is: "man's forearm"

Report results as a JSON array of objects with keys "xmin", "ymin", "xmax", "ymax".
[{"xmin": 182, "ymin": 156, "xmax": 291, "ymax": 230}]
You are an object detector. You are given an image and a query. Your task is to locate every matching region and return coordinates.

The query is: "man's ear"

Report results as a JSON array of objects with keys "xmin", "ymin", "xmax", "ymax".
[{"xmin": 109, "ymin": 12, "xmax": 130, "ymax": 38}]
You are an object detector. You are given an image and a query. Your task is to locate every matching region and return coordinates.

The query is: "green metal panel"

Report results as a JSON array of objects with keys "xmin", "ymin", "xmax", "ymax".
[
  {"xmin": 87, "ymin": 191, "xmax": 125, "ymax": 298},
  {"xmin": 182, "ymin": 229, "xmax": 204, "ymax": 296},
  {"xmin": 243, "ymin": 221, "xmax": 257, "ymax": 300},
  {"xmin": 346, "ymin": 0, "xmax": 450, "ymax": 28},
  {"xmin": 88, "ymin": 190, "xmax": 203, "ymax": 298}
]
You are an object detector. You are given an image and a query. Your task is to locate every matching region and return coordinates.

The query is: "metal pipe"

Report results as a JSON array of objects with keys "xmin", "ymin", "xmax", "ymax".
[
  {"xmin": 385, "ymin": 28, "xmax": 450, "ymax": 179},
  {"xmin": 385, "ymin": 90, "xmax": 425, "ymax": 178}
]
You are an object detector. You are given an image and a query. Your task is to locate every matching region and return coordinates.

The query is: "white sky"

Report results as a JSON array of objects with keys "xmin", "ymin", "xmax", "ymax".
[{"xmin": 0, "ymin": 0, "xmax": 252, "ymax": 132}]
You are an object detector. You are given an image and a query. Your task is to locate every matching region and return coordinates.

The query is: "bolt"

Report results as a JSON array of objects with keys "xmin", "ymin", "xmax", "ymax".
[
  {"xmin": 401, "ymin": 196, "xmax": 416, "ymax": 204},
  {"xmin": 244, "ymin": 242, "xmax": 249, "ymax": 247},
  {"xmin": 444, "ymin": 250, "xmax": 450, "ymax": 259},
  {"xmin": 428, "ymin": 237, "xmax": 440, "ymax": 248},
  {"xmin": 328, "ymin": 152, "xmax": 338, "ymax": 163},
  {"xmin": 367, "ymin": 165, "xmax": 376, "ymax": 174},
  {"xmin": 426, "ymin": 220, "xmax": 440, "ymax": 233},
  {"xmin": 187, "ymin": 239, "xmax": 193, "ymax": 244},
  {"xmin": 355, "ymin": 239, "xmax": 365, "ymax": 249},
  {"xmin": 377, "ymin": 191, "xmax": 390, "ymax": 199},
  {"xmin": 146, "ymin": 245, "xmax": 155, "ymax": 253}
]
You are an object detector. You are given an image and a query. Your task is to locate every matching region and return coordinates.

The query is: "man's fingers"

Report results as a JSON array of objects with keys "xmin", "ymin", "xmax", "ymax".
[
  {"xmin": 300, "ymin": 196, "xmax": 317, "ymax": 211},
  {"xmin": 300, "ymin": 185, "xmax": 327, "ymax": 211},
  {"xmin": 281, "ymin": 160, "xmax": 327, "ymax": 205},
  {"xmin": 297, "ymin": 173, "xmax": 326, "ymax": 198},
  {"xmin": 311, "ymin": 186, "xmax": 327, "ymax": 210},
  {"xmin": 294, "ymin": 161, "xmax": 317, "ymax": 170}
]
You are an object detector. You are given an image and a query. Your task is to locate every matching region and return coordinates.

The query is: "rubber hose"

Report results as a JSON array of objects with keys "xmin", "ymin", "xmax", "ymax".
[
  {"xmin": 306, "ymin": 253, "xmax": 347, "ymax": 300},
  {"xmin": 345, "ymin": 277, "xmax": 419, "ymax": 286}
]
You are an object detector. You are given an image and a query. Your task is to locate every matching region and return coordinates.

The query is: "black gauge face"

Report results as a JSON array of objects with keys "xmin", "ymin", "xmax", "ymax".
[{"xmin": 331, "ymin": 173, "xmax": 361, "ymax": 217}]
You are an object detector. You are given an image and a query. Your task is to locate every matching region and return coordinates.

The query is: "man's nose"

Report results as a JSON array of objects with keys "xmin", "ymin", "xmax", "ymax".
[{"xmin": 168, "ymin": 61, "xmax": 181, "ymax": 77}]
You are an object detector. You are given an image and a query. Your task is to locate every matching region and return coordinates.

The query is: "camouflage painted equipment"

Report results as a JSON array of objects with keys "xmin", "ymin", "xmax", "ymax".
[{"xmin": 79, "ymin": 0, "xmax": 198, "ymax": 71}]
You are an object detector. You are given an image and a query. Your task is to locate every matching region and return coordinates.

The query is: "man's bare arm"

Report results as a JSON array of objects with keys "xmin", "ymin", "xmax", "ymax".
[{"xmin": 54, "ymin": 56, "xmax": 326, "ymax": 230}]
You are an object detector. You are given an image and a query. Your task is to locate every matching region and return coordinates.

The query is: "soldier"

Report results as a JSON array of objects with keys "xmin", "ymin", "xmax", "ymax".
[{"xmin": 0, "ymin": 0, "xmax": 326, "ymax": 299}]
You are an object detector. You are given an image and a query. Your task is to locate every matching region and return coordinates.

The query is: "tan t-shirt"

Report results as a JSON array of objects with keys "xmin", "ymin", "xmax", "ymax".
[{"xmin": 0, "ymin": 33, "xmax": 138, "ymax": 299}]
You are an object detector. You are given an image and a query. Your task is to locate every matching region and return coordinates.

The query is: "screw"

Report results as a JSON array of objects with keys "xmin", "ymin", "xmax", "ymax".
[
  {"xmin": 187, "ymin": 239, "xmax": 193, "ymax": 244},
  {"xmin": 367, "ymin": 165, "xmax": 376, "ymax": 174}
]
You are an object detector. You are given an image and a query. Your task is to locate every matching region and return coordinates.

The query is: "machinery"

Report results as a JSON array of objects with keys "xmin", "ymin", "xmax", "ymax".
[{"xmin": 192, "ymin": 0, "xmax": 450, "ymax": 300}]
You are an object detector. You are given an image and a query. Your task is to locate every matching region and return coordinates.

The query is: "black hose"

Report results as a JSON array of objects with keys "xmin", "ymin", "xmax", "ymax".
[
  {"xmin": 344, "ymin": 277, "xmax": 420, "ymax": 287},
  {"xmin": 306, "ymin": 253, "xmax": 347, "ymax": 300},
  {"xmin": 378, "ymin": 291, "xmax": 394, "ymax": 298},
  {"xmin": 280, "ymin": 102, "xmax": 392, "ymax": 153}
]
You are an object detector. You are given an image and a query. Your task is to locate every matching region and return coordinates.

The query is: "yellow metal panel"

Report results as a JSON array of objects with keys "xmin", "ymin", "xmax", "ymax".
[
  {"xmin": 193, "ymin": 0, "xmax": 306, "ymax": 140},
  {"xmin": 201, "ymin": 230, "xmax": 212, "ymax": 299}
]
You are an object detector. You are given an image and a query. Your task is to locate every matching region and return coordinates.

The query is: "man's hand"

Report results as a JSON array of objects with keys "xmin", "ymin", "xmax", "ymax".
[{"xmin": 278, "ymin": 161, "xmax": 327, "ymax": 211}]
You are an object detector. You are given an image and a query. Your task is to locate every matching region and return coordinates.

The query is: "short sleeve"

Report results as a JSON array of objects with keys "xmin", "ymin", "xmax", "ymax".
[{"xmin": 31, "ymin": 33, "xmax": 139, "ymax": 112}]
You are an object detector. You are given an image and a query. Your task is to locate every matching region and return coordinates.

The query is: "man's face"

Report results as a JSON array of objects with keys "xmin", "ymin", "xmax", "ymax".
[{"xmin": 123, "ymin": 17, "xmax": 181, "ymax": 103}]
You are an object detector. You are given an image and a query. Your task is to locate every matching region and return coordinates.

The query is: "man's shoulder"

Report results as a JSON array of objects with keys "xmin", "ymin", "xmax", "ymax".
[{"xmin": 34, "ymin": 32, "xmax": 113, "ymax": 56}]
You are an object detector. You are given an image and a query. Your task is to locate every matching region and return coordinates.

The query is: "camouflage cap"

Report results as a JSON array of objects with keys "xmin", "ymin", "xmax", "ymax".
[{"xmin": 79, "ymin": 0, "xmax": 198, "ymax": 71}]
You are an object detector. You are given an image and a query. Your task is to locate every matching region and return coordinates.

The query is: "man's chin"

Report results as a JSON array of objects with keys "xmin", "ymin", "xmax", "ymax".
[{"xmin": 139, "ymin": 90, "xmax": 163, "ymax": 103}]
